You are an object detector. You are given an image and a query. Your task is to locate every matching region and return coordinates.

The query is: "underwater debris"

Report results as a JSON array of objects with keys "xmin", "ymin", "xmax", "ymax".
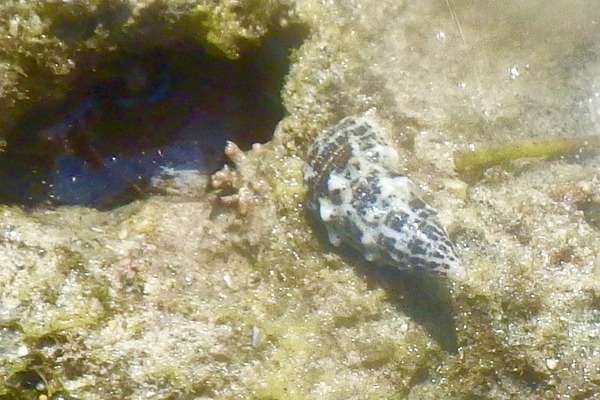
[{"xmin": 453, "ymin": 136, "xmax": 600, "ymax": 176}]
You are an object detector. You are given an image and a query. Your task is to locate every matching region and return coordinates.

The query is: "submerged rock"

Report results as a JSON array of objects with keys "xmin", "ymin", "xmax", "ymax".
[{"xmin": 1, "ymin": 0, "xmax": 600, "ymax": 399}]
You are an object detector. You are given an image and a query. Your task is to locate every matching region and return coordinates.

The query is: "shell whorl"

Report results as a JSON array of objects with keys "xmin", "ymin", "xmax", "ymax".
[{"xmin": 304, "ymin": 115, "xmax": 463, "ymax": 279}]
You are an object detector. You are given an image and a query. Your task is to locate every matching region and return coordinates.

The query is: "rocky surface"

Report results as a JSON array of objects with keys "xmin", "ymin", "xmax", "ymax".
[{"xmin": 1, "ymin": 0, "xmax": 600, "ymax": 399}]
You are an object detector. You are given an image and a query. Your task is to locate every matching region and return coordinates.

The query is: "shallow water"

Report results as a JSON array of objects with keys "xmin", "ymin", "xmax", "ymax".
[{"xmin": 0, "ymin": 31, "xmax": 299, "ymax": 208}]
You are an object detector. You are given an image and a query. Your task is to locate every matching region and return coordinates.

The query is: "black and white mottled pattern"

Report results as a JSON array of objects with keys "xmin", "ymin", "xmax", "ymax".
[{"xmin": 304, "ymin": 115, "xmax": 463, "ymax": 279}]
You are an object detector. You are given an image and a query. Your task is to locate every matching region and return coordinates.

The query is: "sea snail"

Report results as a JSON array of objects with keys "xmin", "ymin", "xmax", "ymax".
[{"xmin": 303, "ymin": 115, "xmax": 463, "ymax": 279}]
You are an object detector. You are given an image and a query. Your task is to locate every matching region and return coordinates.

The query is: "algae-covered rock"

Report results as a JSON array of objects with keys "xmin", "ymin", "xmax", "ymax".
[{"xmin": 1, "ymin": 0, "xmax": 600, "ymax": 399}]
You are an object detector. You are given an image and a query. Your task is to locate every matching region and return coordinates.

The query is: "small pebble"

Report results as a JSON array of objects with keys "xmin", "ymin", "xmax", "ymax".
[
  {"xmin": 17, "ymin": 344, "xmax": 29, "ymax": 357},
  {"xmin": 546, "ymin": 358, "xmax": 558, "ymax": 370}
]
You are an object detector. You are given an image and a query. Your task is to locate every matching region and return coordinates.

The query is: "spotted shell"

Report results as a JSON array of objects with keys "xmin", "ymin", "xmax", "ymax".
[{"xmin": 303, "ymin": 115, "xmax": 463, "ymax": 279}]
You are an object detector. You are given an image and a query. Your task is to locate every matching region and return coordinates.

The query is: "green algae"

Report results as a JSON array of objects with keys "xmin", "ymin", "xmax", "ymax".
[
  {"xmin": 454, "ymin": 136, "xmax": 600, "ymax": 176},
  {"xmin": 0, "ymin": 247, "xmax": 115, "ymax": 398},
  {"xmin": 191, "ymin": 0, "xmax": 279, "ymax": 58},
  {"xmin": 0, "ymin": 0, "xmax": 282, "ymax": 142}
]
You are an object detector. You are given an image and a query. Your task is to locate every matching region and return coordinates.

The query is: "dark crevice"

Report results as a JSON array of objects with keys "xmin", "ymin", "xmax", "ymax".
[{"xmin": 0, "ymin": 24, "xmax": 307, "ymax": 209}]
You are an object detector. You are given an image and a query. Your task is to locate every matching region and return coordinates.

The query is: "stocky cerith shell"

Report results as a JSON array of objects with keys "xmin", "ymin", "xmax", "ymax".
[{"xmin": 303, "ymin": 115, "xmax": 463, "ymax": 279}]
